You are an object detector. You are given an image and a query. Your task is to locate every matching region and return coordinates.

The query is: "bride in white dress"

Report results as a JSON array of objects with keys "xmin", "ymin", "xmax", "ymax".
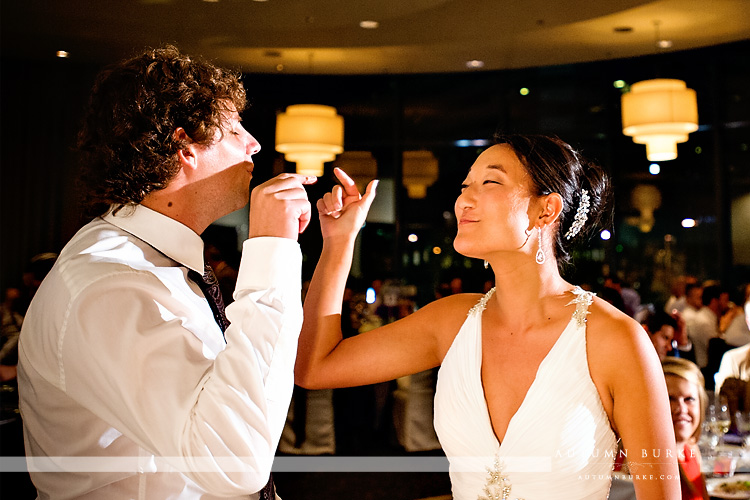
[{"xmin": 297, "ymin": 134, "xmax": 679, "ymax": 499}]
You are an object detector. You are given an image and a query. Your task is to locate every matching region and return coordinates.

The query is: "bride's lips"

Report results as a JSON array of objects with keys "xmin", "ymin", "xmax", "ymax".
[{"xmin": 458, "ymin": 217, "xmax": 478, "ymax": 225}]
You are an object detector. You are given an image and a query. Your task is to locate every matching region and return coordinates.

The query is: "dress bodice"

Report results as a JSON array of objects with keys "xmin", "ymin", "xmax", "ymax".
[{"xmin": 433, "ymin": 287, "xmax": 617, "ymax": 500}]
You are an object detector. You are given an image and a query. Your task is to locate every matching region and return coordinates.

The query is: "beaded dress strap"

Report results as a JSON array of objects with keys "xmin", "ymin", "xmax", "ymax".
[
  {"xmin": 468, "ymin": 287, "xmax": 496, "ymax": 316},
  {"xmin": 567, "ymin": 286, "xmax": 595, "ymax": 328},
  {"xmin": 468, "ymin": 287, "xmax": 594, "ymax": 326}
]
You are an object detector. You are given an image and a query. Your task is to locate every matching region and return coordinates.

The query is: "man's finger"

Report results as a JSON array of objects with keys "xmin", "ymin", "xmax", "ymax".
[
  {"xmin": 274, "ymin": 173, "xmax": 318, "ymax": 185},
  {"xmin": 258, "ymin": 174, "xmax": 317, "ymax": 195},
  {"xmin": 298, "ymin": 201, "xmax": 312, "ymax": 233}
]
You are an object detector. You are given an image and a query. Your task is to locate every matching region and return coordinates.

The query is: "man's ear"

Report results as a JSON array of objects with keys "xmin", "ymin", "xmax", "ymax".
[{"xmin": 174, "ymin": 128, "xmax": 198, "ymax": 171}]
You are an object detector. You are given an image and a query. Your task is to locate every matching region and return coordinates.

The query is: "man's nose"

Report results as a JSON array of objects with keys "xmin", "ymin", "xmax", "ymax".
[{"xmin": 247, "ymin": 134, "xmax": 261, "ymax": 156}]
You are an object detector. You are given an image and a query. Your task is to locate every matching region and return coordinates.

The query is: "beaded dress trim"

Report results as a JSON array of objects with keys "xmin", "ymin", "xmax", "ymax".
[
  {"xmin": 468, "ymin": 286, "xmax": 594, "ymax": 323},
  {"xmin": 567, "ymin": 286, "xmax": 595, "ymax": 327},
  {"xmin": 468, "ymin": 288, "xmax": 496, "ymax": 316},
  {"xmin": 478, "ymin": 456, "xmax": 522, "ymax": 500},
  {"xmin": 470, "ymin": 285, "xmax": 595, "ymax": 500}
]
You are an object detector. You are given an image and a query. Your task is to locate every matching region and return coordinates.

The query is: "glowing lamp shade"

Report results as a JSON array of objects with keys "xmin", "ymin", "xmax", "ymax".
[
  {"xmin": 334, "ymin": 151, "xmax": 377, "ymax": 192},
  {"xmin": 621, "ymin": 79, "xmax": 698, "ymax": 161},
  {"xmin": 402, "ymin": 151, "xmax": 438, "ymax": 199},
  {"xmin": 275, "ymin": 104, "xmax": 344, "ymax": 176},
  {"xmin": 631, "ymin": 184, "xmax": 662, "ymax": 233}
]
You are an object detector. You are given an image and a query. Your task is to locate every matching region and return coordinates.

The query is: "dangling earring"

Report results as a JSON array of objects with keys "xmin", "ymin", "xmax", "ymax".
[
  {"xmin": 484, "ymin": 260, "xmax": 489, "ymax": 269},
  {"xmin": 535, "ymin": 228, "xmax": 546, "ymax": 264}
]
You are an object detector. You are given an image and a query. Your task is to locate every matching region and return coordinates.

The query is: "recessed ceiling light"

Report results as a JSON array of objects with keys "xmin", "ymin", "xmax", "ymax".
[
  {"xmin": 465, "ymin": 60, "xmax": 484, "ymax": 69},
  {"xmin": 657, "ymin": 39, "xmax": 673, "ymax": 49},
  {"xmin": 359, "ymin": 20, "xmax": 379, "ymax": 29},
  {"xmin": 56, "ymin": 50, "xmax": 69, "ymax": 58}
]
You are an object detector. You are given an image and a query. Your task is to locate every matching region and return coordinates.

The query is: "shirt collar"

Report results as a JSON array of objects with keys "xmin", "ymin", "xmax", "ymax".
[{"xmin": 103, "ymin": 205, "xmax": 204, "ymax": 273}]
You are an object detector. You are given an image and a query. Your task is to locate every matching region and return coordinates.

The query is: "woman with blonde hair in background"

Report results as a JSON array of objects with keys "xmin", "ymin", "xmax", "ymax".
[{"xmin": 663, "ymin": 357, "xmax": 709, "ymax": 500}]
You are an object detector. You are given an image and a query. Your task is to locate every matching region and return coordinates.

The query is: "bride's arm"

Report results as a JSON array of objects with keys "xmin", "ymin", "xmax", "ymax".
[
  {"xmin": 295, "ymin": 168, "xmax": 454, "ymax": 390},
  {"xmin": 590, "ymin": 304, "xmax": 681, "ymax": 500}
]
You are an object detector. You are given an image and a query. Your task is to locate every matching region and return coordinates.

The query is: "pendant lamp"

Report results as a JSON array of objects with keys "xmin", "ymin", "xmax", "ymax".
[
  {"xmin": 334, "ymin": 151, "xmax": 377, "ymax": 192},
  {"xmin": 621, "ymin": 79, "xmax": 698, "ymax": 161},
  {"xmin": 275, "ymin": 104, "xmax": 344, "ymax": 176},
  {"xmin": 402, "ymin": 151, "xmax": 438, "ymax": 199}
]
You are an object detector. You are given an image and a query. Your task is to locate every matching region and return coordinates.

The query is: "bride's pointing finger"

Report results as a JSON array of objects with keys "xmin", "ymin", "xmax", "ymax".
[{"xmin": 333, "ymin": 167, "xmax": 361, "ymax": 200}]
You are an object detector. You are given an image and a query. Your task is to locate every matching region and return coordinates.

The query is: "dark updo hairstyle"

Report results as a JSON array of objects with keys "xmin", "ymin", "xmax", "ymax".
[
  {"xmin": 493, "ymin": 134, "xmax": 613, "ymax": 270},
  {"xmin": 77, "ymin": 45, "xmax": 247, "ymax": 218}
]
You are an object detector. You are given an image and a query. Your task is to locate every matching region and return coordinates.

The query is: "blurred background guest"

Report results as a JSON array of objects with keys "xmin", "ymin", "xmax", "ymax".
[
  {"xmin": 641, "ymin": 310, "xmax": 679, "ymax": 361},
  {"xmin": 686, "ymin": 283, "xmax": 726, "ymax": 372},
  {"xmin": 666, "ymin": 276, "xmax": 698, "ymax": 315},
  {"xmin": 714, "ymin": 299, "xmax": 750, "ymax": 395},
  {"xmin": 662, "ymin": 358, "xmax": 709, "ymax": 500},
  {"xmin": 722, "ymin": 283, "xmax": 750, "ymax": 348}
]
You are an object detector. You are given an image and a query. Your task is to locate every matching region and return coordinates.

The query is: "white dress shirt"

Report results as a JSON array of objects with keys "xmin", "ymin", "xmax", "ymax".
[
  {"xmin": 686, "ymin": 307, "xmax": 719, "ymax": 368},
  {"xmin": 715, "ymin": 343, "xmax": 750, "ymax": 394},
  {"xmin": 18, "ymin": 205, "xmax": 302, "ymax": 499},
  {"xmin": 724, "ymin": 310, "xmax": 750, "ymax": 347}
]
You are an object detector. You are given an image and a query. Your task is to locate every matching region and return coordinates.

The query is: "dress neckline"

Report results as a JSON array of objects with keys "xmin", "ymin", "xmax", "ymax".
[{"xmin": 476, "ymin": 286, "xmax": 594, "ymax": 448}]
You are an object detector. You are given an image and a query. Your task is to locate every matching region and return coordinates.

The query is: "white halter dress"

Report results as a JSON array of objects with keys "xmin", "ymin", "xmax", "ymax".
[{"xmin": 434, "ymin": 287, "xmax": 617, "ymax": 500}]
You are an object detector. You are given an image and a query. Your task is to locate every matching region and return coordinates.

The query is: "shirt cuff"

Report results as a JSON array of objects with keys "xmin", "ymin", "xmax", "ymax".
[
  {"xmin": 237, "ymin": 237, "xmax": 302, "ymax": 295},
  {"xmin": 677, "ymin": 341, "xmax": 693, "ymax": 352}
]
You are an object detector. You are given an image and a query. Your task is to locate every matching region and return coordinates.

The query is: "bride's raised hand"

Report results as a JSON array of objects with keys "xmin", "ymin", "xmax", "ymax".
[{"xmin": 317, "ymin": 167, "xmax": 378, "ymax": 241}]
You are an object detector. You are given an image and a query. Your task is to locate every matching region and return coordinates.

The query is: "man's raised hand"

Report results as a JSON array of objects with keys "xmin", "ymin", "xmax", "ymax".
[{"xmin": 249, "ymin": 173, "xmax": 317, "ymax": 240}]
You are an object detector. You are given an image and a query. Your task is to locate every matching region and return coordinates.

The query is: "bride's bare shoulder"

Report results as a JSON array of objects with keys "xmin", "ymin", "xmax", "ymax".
[
  {"xmin": 413, "ymin": 292, "xmax": 488, "ymax": 353},
  {"xmin": 418, "ymin": 292, "xmax": 488, "ymax": 318},
  {"xmin": 586, "ymin": 295, "xmax": 652, "ymax": 355}
]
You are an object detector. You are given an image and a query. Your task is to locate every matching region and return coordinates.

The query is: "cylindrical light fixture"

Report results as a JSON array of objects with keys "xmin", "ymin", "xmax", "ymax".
[
  {"xmin": 334, "ymin": 151, "xmax": 377, "ymax": 192},
  {"xmin": 275, "ymin": 104, "xmax": 344, "ymax": 176},
  {"xmin": 631, "ymin": 184, "xmax": 662, "ymax": 233},
  {"xmin": 621, "ymin": 79, "xmax": 698, "ymax": 161},
  {"xmin": 402, "ymin": 151, "xmax": 438, "ymax": 199}
]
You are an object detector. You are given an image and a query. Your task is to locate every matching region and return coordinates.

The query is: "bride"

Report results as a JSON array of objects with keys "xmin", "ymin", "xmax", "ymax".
[{"xmin": 297, "ymin": 134, "xmax": 679, "ymax": 499}]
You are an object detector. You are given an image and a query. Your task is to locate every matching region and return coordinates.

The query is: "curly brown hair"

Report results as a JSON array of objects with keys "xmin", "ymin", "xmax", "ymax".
[{"xmin": 77, "ymin": 45, "xmax": 247, "ymax": 217}]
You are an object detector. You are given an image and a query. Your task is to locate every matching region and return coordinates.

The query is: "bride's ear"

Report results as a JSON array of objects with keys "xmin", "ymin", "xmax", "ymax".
[{"xmin": 537, "ymin": 192, "xmax": 563, "ymax": 226}]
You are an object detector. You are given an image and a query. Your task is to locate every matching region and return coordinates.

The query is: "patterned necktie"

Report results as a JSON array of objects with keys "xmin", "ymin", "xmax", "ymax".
[
  {"xmin": 188, "ymin": 263, "xmax": 277, "ymax": 500},
  {"xmin": 188, "ymin": 264, "xmax": 230, "ymax": 338}
]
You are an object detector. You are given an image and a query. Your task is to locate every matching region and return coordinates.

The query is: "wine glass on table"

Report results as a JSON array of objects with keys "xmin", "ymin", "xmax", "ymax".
[
  {"xmin": 709, "ymin": 402, "xmax": 731, "ymax": 446},
  {"xmin": 736, "ymin": 411, "xmax": 750, "ymax": 455}
]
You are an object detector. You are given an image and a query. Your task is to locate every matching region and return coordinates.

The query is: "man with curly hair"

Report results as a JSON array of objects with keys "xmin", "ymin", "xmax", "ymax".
[{"xmin": 17, "ymin": 45, "xmax": 316, "ymax": 499}]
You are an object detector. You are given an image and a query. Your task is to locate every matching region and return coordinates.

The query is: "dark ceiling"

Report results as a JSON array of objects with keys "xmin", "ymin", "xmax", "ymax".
[{"xmin": 2, "ymin": 0, "xmax": 749, "ymax": 74}]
